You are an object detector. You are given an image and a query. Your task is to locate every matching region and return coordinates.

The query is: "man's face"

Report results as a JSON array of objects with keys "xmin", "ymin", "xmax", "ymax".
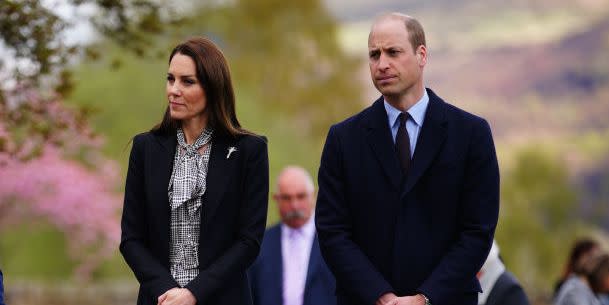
[
  {"xmin": 274, "ymin": 171, "xmax": 314, "ymax": 229},
  {"xmin": 368, "ymin": 18, "xmax": 426, "ymax": 100}
]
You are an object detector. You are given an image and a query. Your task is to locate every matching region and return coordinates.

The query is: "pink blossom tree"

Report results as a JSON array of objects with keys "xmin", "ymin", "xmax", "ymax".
[
  {"xmin": 0, "ymin": 1, "xmax": 179, "ymax": 280},
  {"xmin": 0, "ymin": 83, "xmax": 122, "ymax": 280}
]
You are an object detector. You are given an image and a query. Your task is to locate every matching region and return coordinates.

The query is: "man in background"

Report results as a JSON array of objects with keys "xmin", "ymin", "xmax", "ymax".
[
  {"xmin": 478, "ymin": 241, "xmax": 529, "ymax": 305},
  {"xmin": 248, "ymin": 166, "xmax": 335, "ymax": 305}
]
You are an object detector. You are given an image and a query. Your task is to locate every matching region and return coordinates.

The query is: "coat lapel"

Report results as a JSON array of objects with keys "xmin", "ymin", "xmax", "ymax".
[
  {"xmin": 201, "ymin": 134, "xmax": 236, "ymax": 232},
  {"xmin": 402, "ymin": 89, "xmax": 448, "ymax": 196},
  {"xmin": 363, "ymin": 97, "xmax": 403, "ymax": 190},
  {"xmin": 304, "ymin": 235, "xmax": 321, "ymax": 295},
  {"xmin": 272, "ymin": 228, "xmax": 284, "ymax": 305},
  {"xmin": 152, "ymin": 131, "xmax": 177, "ymax": 264}
]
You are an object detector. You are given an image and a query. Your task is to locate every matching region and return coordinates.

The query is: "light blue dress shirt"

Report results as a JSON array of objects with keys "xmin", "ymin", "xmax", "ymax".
[{"xmin": 384, "ymin": 90, "xmax": 430, "ymax": 157}]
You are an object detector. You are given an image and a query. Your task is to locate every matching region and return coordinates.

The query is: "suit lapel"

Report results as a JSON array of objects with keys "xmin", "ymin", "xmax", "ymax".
[
  {"xmin": 304, "ymin": 235, "xmax": 321, "ymax": 295},
  {"xmin": 402, "ymin": 90, "xmax": 448, "ymax": 196},
  {"xmin": 363, "ymin": 97, "xmax": 403, "ymax": 190},
  {"xmin": 201, "ymin": 134, "xmax": 236, "ymax": 232},
  {"xmin": 152, "ymin": 132, "xmax": 177, "ymax": 264},
  {"xmin": 272, "ymin": 227, "xmax": 284, "ymax": 305}
]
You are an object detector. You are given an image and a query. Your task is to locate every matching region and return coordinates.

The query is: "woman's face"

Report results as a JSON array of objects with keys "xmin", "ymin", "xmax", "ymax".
[{"xmin": 166, "ymin": 53, "xmax": 208, "ymax": 123}]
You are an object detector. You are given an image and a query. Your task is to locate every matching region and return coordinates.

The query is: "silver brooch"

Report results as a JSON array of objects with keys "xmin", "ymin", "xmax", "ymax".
[{"xmin": 226, "ymin": 146, "xmax": 237, "ymax": 159}]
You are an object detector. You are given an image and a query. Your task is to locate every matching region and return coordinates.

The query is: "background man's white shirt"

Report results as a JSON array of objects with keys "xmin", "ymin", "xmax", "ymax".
[{"xmin": 281, "ymin": 217, "xmax": 316, "ymax": 305}]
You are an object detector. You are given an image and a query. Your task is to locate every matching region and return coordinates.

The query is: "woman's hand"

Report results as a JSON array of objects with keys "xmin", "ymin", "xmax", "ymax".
[{"xmin": 158, "ymin": 288, "xmax": 196, "ymax": 305}]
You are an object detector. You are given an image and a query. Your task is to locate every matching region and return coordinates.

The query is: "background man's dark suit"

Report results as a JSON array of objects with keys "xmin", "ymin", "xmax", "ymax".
[
  {"xmin": 478, "ymin": 241, "xmax": 529, "ymax": 305},
  {"xmin": 316, "ymin": 88, "xmax": 500, "ymax": 305},
  {"xmin": 248, "ymin": 224, "xmax": 336, "ymax": 305},
  {"xmin": 120, "ymin": 131, "xmax": 269, "ymax": 305},
  {"xmin": 484, "ymin": 272, "xmax": 530, "ymax": 305}
]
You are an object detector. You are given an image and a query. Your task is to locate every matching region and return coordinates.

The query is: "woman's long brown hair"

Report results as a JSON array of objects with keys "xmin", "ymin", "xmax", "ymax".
[{"xmin": 152, "ymin": 37, "xmax": 252, "ymax": 138}]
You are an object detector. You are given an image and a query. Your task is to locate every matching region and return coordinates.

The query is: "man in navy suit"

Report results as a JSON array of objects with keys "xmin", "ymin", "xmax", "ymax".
[
  {"xmin": 249, "ymin": 166, "xmax": 336, "ymax": 305},
  {"xmin": 315, "ymin": 13, "xmax": 500, "ymax": 305}
]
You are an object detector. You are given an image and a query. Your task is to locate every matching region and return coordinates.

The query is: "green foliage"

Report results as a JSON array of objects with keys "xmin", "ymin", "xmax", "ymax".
[
  {"xmin": 0, "ymin": 0, "xmax": 179, "ymax": 94},
  {"xmin": 182, "ymin": 0, "xmax": 364, "ymax": 137},
  {"xmin": 68, "ymin": 0, "xmax": 363, "ymax": 198},
  {"xmin": 0, "ymin": 223, "xmax": 73, "ymax": 280},
  {"xmin": 503, "ymin": 149, "xmax": 575, "ymax": 229},
  {"xmin": 495, "ymin": 148, "xmax": 583, "ymax": 295},
  {"xmin": 0, "ymin": 0, "xmax": 65, "ymax": 76},
  {"xmin": 66, "ymin": 49, "xmax": 166, "ymax": 163},
  {"xmin": 67, "ymin": 46, "xmax": 325, "ymax": 225}
]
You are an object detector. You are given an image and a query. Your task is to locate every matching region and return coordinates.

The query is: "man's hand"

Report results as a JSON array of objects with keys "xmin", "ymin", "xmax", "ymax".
[
  {"xmin": 376, "ymin": 292, "xmax": 398, "ymax": 305},
  {"xmin": 390, "ymin": 294, "xmax": 427, "ymax": 305},
  {"xmin": 158, "ymin": 288, "xmax": 196, "ymax": 305}
]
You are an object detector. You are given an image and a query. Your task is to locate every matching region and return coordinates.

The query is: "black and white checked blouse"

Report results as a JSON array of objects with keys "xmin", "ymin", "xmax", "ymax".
[{"xmin": 168, "ymin": 128, "xmax": 212, "ymax": 287}]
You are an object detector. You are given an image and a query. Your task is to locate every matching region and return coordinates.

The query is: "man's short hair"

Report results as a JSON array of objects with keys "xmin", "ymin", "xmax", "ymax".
[
  {"xmin": 403, "ymin": 16, "xmax": 426, "ymax": 51},
  {"xmin": 374, "ymin": 13, "xmax": 427, "ymax": 53}
]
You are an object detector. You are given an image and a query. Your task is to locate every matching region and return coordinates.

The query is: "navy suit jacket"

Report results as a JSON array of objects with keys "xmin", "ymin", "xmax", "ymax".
[
  {"xmin": 248, "ymin": 224, "xmax": 336, "ymax": 305},
  {"xmin": 120, "ymin": 130, "xmax": 269, "ymax": 305},
  {"xmin": 316, "ymin": 88, "xmax": 500, "ymax": 305}
]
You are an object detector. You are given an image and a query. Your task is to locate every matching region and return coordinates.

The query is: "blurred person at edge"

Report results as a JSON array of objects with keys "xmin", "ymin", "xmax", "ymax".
[
  {"xmin": 554, "ymin": 252, "xmax": 609, "ymax": 305},
  {"xmin": 120, "ymin": 37, "xmax": 269, "ymax": 305},
  {"xmin": 554, "ymin": 238, "xmax": 601, "ymax": 297},
  {"xmin": 315, "ymin": 12, "xmax": 499, "ymax": 305},
  {"xmin": 477, "ymin": 241, "xmax": 529, "ymax": 305},
  {"xmin": 0, "ymin": 268, "xmax": 5, "ymax": 305},
  {"xmin": 248, "ymin": 166, "xmax": 336, "ymax": 305}
]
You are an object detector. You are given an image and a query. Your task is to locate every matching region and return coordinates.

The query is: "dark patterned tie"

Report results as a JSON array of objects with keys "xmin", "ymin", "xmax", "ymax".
[{"xmin": 396, "ymin": 112, "xmax": 411, "ymax": 175}]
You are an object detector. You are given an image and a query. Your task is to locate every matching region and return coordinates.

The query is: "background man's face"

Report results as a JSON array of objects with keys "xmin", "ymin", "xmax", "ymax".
[{"xmin": 274, "ymin": 170, "xmax": 314, "ymax": 229}]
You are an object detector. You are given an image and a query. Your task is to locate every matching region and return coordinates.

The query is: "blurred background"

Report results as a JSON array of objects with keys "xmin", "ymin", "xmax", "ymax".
[{"xmin": 1, "ymin": 0, "xmax": 608, "ymax": 304}]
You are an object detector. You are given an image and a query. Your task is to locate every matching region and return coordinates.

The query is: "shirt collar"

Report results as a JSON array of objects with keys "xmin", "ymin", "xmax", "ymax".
[
  {"xmin": 281, "ymin": 214, "xmax": 316, "ymax": 239},
  {"xmin": 300, "ymin": 215, "xmax": 316, "ymax": 238},
  {"xmin": 384, "ymin": 90, "xmax": 429, "ymax": 128}
]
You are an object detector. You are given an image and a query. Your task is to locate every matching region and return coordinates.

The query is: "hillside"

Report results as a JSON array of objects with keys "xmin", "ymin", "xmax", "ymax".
[
  {"xmin": 425, "ymin": 16, "xmax": 609, "ymax": 140},
  {"xmin": 325, "ymin": 0, "xmax": 609, "ymax": 23},
  {"xmin": 428, "ymin": 17, "xmax": 609, "ymax": 100}
]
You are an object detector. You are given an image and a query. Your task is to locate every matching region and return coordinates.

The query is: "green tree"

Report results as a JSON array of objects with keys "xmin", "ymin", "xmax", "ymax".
[
  {"xmin": 495, "ymin": 148, "xmax": 581, "ymax": 297},
  {"xmin": 183, "ymin": 0, "xmax": 364, "ymax": 137},
  {"xmin": 0, "ymin": 0, "xmax": 180, "ymax": 94},
  {"xmin": 66, "ymin": 0, "xmax": 365, "ymax": 230}
]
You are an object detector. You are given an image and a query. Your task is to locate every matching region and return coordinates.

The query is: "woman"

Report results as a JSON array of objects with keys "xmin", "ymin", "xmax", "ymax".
[
  {"xmin": 120, "ymin": 37, "xmax": 269, "ymax": 305},
  {"xmin": 554, "ymin": 238, "xmax": 600, "ymax": 296},
  {"xmin": 554, "ymin": 252, "xmax": 609, "ymax": 305}
]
